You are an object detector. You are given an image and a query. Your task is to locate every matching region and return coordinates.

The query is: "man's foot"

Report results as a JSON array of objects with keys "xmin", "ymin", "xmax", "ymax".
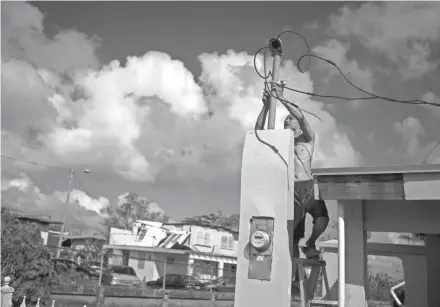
[
  {"xmin": 291, "ymin": 280, "xmax": 301, "ymax": 294},
  {"xmin": 301, "ymin": 246, "xmax": 320, "ymax": 259}
]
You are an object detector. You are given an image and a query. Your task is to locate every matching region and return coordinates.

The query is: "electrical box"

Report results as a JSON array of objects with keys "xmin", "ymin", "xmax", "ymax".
[{"xmin": 248, "ymin": 216, "xmax": 275, "ymax": 281}]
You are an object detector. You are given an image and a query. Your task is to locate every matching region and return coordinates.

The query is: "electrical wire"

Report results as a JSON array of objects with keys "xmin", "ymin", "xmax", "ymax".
[
  {"xmin": 295, "ymin": 53, "xmax": 440, "ymax": 108},
  {"xmin": 253, "ymin": 44, "xmax": 322, "ymax": 122},
  {"xmin": 421, "ymin": 141, "xmax": 440, "ymax": 164},
  {"xmin": 276, "ymin": 30, "xmax": 311, "ymax": 73},
  {"xmin": 1, "ymin": 154, "xmax": 70, "ymax": 170}
]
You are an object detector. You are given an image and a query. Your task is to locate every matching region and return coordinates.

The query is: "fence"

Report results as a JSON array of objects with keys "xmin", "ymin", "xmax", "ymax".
[
  {"xmin": 51, "ymin": 246, "xmax": 236, "ymax": 287},
  {"xmin": 0, "ymin": 277, "xmax": 90, "ymax": 307},
  {"xmin": 4, "ymin": 244, "xmax": 400, "ymax": 306}
]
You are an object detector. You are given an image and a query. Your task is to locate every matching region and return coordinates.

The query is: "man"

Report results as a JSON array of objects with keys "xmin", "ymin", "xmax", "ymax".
[{"xmin": 255, "ymin": 83, "xmax": 329, "ymax": 285}]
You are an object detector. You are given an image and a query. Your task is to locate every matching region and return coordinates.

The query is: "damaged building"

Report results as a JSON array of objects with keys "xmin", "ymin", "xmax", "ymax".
[{"xmin": 104, "ymin": 220, "xmax": 237, "ymax": 282}]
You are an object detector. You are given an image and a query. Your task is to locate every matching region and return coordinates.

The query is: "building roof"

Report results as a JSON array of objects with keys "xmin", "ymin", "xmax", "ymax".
[
  {"xmin": 64, "ymin": 235, "xmax": 106, "ymax": 241},
  {"xmin": 15, "ymin": 213, "xmax": 63, "ymax": 225},
  {"xmin": 102, "ymin": 244, "xmax": 190, "ymax": 255},
  {"xmin": 164, "ymin": 222, "xmax": 238, "ymax": 234}
]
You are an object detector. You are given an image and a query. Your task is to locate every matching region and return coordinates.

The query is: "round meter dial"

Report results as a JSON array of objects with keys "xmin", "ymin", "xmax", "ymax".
[{"xmin": 250, "ymin": 230, "xmax": 271, "ymax": 251}]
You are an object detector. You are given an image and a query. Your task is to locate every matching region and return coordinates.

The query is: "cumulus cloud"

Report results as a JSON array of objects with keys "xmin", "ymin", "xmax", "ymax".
[
  {"xmin": 422, "ymin": 91, "xmax": 440, "ymax": 118},
  {"xmin": 328, "ymin": 2, "xmax": 440, "ymax": 79},
  {"xmin": 1, "ymin": 173, "xmax": 109, "ymax": 231},
  {"xmin": 2, "ymin": 1, "xmax": 361, "ymax": 190},
  {"xmin": 312, "ymin": 39, "xmax": 374, "ymax": 108},
  {"xmin": 198, "ymin": 51, "xmax": 362, "ymax": 168},
  {"xmin": 393, "ymin": 117, "xmax": 426, "ymax": 157}
]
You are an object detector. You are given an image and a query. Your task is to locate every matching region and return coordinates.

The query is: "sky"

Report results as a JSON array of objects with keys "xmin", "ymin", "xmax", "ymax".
[{"xmin": 2, "ymin": 1, "xmax": 440, "ymax": 233}]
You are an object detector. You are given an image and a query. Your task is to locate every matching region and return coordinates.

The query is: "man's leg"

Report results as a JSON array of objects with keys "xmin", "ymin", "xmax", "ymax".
[
  {"xmin": 292, "ymin": 217, "xmax": 305, "ymax": 292},
  {"xmin": 305, "ymin": 200, "xmax": 329, "ymax": 250}
]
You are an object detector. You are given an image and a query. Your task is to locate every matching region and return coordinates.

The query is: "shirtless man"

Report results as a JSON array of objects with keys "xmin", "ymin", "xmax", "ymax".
[{"xmin": 255, "ymin": 83, "xmax": 329, "ymax": 285}]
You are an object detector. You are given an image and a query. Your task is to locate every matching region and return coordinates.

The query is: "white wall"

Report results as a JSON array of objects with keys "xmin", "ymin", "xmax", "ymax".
[{"xmin": 185, "ymin": 225, "xmax": 238, "ymax": 258}]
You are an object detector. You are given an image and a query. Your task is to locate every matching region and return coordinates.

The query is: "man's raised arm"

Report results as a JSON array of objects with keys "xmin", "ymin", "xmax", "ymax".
[
  {"xmin": 255, "ymin": 91, "xmax": 270, "ymax": 130},
  {"xmin": 273, "ymin": 83, "xmax": 315, "ymax": 142}
]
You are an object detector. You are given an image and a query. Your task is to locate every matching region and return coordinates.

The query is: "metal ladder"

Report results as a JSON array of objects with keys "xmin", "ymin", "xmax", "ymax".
[{"xmin": 296, "ymin": 258, "xmax": 338, "ymax": 307}]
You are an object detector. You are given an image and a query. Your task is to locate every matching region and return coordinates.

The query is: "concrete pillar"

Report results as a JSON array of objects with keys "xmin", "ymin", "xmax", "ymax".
[
  {"xmin": 338, "ymin": 200, "xmax": 368, "ymax": 307},
  {"xmin": 187, "ymin": 257, "xmax": 194, "ymax": 276},
  {"xmin": 401, "ymin": 255, "xmax": 428, "ymax": 307},
  {"xmin": 234, "ymin": 130, "xmax": 295, "ymax": 307},
  {"xmin": 426, "ymin": 234, "xmax": 440, "ymax": 307},
  {"xmin": 217, "ymin": 261, "xmax": 224, "ymax": 278}
]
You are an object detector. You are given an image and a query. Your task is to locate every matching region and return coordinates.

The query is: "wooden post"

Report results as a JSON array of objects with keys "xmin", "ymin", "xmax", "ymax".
[{"xmin": 234, "ymin": 129, "xmax": 295, "ymax": 307}]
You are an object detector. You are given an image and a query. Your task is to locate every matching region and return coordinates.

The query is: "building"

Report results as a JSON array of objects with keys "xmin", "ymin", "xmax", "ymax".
[
  {"xmin": 162, "ymin": 223, "xmax": 238, "ymax": 280},
  {"xmin": 104, "ymin": 220, "xmax": 238, "ymax": 282},
  {"xmin": 9, "ymin": 209, "xmax": 63, "ymax": 245}
]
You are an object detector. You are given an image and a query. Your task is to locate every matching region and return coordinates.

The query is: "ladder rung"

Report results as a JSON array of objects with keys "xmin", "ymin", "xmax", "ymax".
[{"xmin": 309, "ymin": 299, "xmax": 338, "ymax": 306}]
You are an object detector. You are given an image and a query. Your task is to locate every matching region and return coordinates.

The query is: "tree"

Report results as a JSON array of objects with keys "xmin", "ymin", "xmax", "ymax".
[
  {"xmin": 181, "ymin": 211, "xmax": 239, "ymax": 231},
  {"xmin": 101, "ymin": 192, "xmax": 170, "ymax": 230},
  {"xmin": 1, "ymin": 208, "xmax": 57, "ymax": 307}
]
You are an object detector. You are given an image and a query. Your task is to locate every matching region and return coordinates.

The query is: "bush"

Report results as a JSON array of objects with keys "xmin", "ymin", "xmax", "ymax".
[{"xmin": 1, "ymin": 208, "xmax": 57, "ymax": 307}]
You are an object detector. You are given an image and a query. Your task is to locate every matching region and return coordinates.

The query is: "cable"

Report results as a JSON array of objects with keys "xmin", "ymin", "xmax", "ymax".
[
  {"xmin": 421, "ymin": 141, "xmax": 440, "ymax": 164},
  {"xmin": 1, "ymin": 154, "xmax": 101, "ymax": 181},
  {"xmin": 295, "ymin": 53, "xmax": 440, "ymax": 108},
  {"xmin": 253, "ymin": 44, "xmax": 322, "ymax": 122},
  {"xmin": 1, "ymin": 154, "xmax": 70, "ymax": 170},
  {"xmin": 276, "ymin": 30, "xmax": 311, "ymax": 73}
]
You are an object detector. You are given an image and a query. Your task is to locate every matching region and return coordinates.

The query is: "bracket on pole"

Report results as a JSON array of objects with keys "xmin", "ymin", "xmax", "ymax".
[{"xmin": 268, "ymin": 37, "xmax": 283, "ymax": 56}]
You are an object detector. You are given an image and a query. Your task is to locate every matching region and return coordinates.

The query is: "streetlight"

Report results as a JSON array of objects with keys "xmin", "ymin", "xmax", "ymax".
[{"xmin": 55, "ymin": 168, "xmax": 91, "ymax": 258}]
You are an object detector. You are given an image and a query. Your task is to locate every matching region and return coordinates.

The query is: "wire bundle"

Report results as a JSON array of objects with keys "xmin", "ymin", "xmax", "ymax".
[{"xmin": 253, "ymin": 30, "xmax": 440, "ymax": 113}]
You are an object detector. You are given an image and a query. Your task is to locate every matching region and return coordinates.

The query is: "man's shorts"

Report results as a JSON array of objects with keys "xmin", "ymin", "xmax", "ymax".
[{"xmin": 293, "ymin": 179, "xmax": 329, "ymax": 243}]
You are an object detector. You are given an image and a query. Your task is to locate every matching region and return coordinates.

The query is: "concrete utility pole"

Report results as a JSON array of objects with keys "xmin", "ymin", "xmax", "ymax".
[
  {"xmin": 267, "ymin": 37, "xmax": 283, "ymax": 130},
  {"xmin": 56, "ymin": 168, "xmax": 74, "ymax": 258},
  {"xmin": 55, "ymin": 168, "xmax": 91, "ymax": 258}
]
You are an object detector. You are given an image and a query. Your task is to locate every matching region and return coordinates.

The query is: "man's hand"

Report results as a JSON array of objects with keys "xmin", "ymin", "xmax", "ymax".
[
  {"xmin": 262, "ymin": 90, "xmax": 270, "ymax": 106},
  {"xmin": 271, "ymin": 81, "xmax": 285, "ymax": 99}
]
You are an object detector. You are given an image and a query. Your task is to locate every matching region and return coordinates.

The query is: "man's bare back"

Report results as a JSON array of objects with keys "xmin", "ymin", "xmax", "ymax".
[{"xmin": 293, "ymin": 134, "xmax": 314, "ymax": 181}]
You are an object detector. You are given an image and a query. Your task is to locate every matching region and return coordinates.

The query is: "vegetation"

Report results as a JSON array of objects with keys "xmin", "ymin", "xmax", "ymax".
[
  {"xmin": 101, "ymin": 192, "xmax": 170, "ymax": 230},
  {"xmin": 1, "ymin": 208, "xmax": 57, "ymax": 307},
  {"xmin": 181, "ymin": 211, "xmax": 239, "ymax": 231}
]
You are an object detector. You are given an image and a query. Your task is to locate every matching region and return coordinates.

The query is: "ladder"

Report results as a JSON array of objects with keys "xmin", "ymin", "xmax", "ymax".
[{"xmin": 296, "ymin": 258, "xmax": 338, "ymax": 307}]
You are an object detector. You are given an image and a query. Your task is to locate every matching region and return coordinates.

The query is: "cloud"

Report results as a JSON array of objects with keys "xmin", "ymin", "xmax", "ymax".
[
  {"xmin": 198, "ymin": 50, "xmax": 362, "ymax": 168},
  {"xmin": 393, "ymin": 117, "xmax": 426, "ymax": 157},
  {"xmin": 1, "ymin": 173, "xmax": 109, "ymax": 232},
  {"xmin": 312, "ymin": 39, "xmax": 374, "ymax": 108},
  {"xmin": 2, "ymin": 2, "xmax": 362, "ymax": 190},
  {"xmin": 1, "ymin": 2, "xmax": 100, "ymax": 73},
  {"xmin": 328, "ymin": 2, "xmax": 440, "ymax": 79},
  {"xmin": 422, "ymin": 91, "xmax": 440, "ymax": 118}
]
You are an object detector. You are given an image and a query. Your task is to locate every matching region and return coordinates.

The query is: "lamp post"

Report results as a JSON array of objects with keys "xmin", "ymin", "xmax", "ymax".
[{"xmin": 56, "ymin": 168, "xmax": 91, "ymax": 258}]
